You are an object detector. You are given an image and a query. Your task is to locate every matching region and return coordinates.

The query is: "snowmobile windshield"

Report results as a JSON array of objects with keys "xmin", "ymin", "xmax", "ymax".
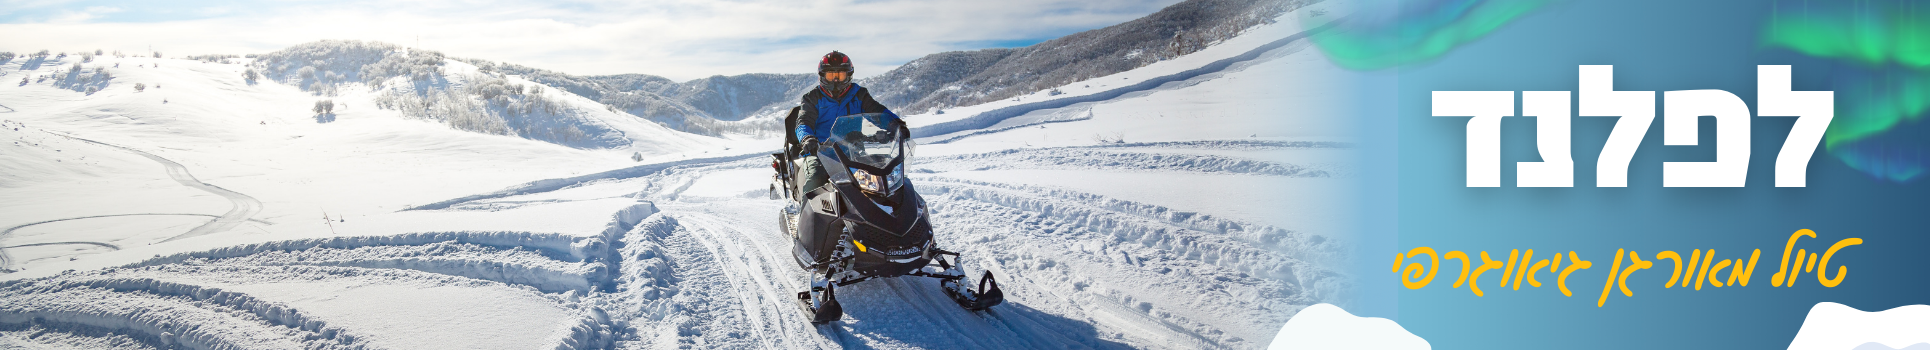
[{"xmin": 827, "ymin": 113, "xmax": 904, "ymax": 171}]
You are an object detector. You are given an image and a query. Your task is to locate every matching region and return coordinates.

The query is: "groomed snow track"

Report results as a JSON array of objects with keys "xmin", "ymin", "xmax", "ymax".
[
  {"xmin": 0, "ymin": 142, "xmax": 1348, "ymax": 349},
  {"xmin": 41, "ymin": 131, "xmax": 265, "ymax": 243},
  {"xmin": 0, "ymin": 204, "xmax": 655, "ymax": 350}
]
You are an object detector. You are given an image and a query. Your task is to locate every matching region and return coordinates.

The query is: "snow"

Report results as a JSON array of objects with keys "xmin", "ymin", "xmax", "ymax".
[
  {"xmin": 678, "ymin": 167, "xmax": 771, "ymax": 199},
  {"xmin": 1787, "ymin": 302, "xmax": 1930, "ymax": 350},
  {"xmin": 1, "ymin": 5, "xmax": 1352, "ymax": 349},
  {"xmin": 203, "ymin": 282, "xmax": 575, "ymax": 350},
  {"xmin": 933, "ymin": 170, "xmax": 1352, "ymax": 235},
  {"xmin": 903, "ymin": 3, "xmax": 1346, "ymax": 141}
]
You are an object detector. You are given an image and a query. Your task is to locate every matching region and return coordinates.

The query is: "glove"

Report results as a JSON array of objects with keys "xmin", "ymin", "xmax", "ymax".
[{"xmin": 801, "ymin": 135, "xmax": 820, "ymax": 154}]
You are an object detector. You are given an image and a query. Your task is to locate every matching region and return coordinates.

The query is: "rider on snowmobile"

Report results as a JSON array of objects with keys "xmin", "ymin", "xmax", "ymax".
[
  {"xmin": 776, "ymin": 52, "xmax": 1003, "ymax": 320},
  {"xmin": 795, "ymin": 51, "xmax": 901, "ymax": 198}
]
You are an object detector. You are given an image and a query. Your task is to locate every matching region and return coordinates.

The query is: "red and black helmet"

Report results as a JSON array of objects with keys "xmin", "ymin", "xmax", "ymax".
[
  {"xmin": 819, "ymin": 51, "xmax": 853, "ymax": 75},
  {"xmin": 818, "ymin": 51, "xmax": 854, "ymax": 96}
]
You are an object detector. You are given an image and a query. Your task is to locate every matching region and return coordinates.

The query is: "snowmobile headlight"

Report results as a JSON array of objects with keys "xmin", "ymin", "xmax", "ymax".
[
  {"xmin": 853, "ymin": 170, "xmax": 888, "ymax": 196},
  {"xmin": 887, "ymin": 166, "xmax": 906, "ymax": 194}
]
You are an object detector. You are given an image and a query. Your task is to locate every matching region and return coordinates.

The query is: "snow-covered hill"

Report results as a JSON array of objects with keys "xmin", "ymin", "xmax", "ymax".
[
  {"xmin": 434, "ymin": 0, "xmax": 1320, "ymax": 139},
  {"xmin": 0, "ymin": 0, "xmax": 1353, "ymax": 348},
  {"xmin": 246, "ymin": 40, "xmax": 729, "ymax": 150},
  {"xmin": 472, "ymin": 61, "xmax": 813, "ymax": 138},
  {"xmin": 863, "ymin": 0, "xmax": 1316, "ymax": 114}
]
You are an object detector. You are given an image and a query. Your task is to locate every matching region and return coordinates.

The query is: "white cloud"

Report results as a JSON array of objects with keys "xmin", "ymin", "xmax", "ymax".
[
  {"xmin": 0, "ymin": 0, "xmax": 78, "ymax": 13},
  {"xmin": 45, "ymin": 5, "xmax": 119, "ymax": 23},
  {"xmin": 0, "ymin": 0, "xmax": 1179, "ymax": 80},
  {"xmin": 1789, "ymin": 302, "xmax": 1930, "ymax": 350},
  {"xmin": 1267, "ymin": 303, "xmax": 1429, "ymax": 350}
]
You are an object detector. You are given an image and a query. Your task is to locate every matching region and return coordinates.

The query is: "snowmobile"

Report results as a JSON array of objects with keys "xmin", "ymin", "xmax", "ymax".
[{"xmin": 769, "ymin": 108, "xmax": 1004, "ymax": 324}]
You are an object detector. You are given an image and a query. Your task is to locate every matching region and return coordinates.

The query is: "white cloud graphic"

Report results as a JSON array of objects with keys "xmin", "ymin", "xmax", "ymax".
[
  {"xmin": 1789, "ymin": 302, "xmax": 1930, "ymax": 350},
  {"xmin": 1268, "ymin": 303, "xmax": 1430, "ymax": 350}
]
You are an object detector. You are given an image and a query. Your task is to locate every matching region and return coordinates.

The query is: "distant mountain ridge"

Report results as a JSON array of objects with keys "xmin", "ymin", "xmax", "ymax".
[
  {"xmin": 466, "ymin": 60, "xmax": 813, "ymax": 137},
  {"xmin": 459, "ymin": 0, "xmax": 1306, "ymax": 130},
  {"xmin": 863, "ymin": 0, "xmax": 1309, "ymax": 114},
  {"xmin": 239, "ymin": 0, "xmax": 1305, "ymax": 138}
]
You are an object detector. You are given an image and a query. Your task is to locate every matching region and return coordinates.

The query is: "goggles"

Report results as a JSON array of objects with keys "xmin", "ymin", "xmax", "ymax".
[{"xmin": 822, "ymin": 70, "xmax": 851, "ymax": 81}]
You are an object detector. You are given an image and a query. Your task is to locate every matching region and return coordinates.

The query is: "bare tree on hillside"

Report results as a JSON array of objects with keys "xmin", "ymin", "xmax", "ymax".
[
  {"xmin": 313, "ymin": 99, "xmax": 336, "ymax": 123},
  {"xmin": 313, "ymin": 99, "xmax": 335, "ymax": 115}
]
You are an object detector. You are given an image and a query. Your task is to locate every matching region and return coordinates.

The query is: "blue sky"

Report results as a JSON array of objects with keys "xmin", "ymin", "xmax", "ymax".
[{"xmin": 0, "ymin": 0, "xmax": 1180, "ymax": 80}]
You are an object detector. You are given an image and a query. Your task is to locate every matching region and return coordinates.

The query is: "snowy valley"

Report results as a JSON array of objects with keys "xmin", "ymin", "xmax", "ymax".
[{"xmin": 0, "ymin": 1, "xmax": 1356, "ymax": 349}]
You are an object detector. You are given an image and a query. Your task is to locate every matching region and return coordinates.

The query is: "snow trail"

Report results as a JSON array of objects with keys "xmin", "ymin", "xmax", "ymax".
[
  {"xmin": 2, "ymin": 242, "xmax": 120, "ymax": 249},
  {"xmin": 920, "ymin": 146, "xmax": 1346, "ymax": 177},
  {"xmin": 42, "ymin": 131, "xmax": 263, "ymax": 243},
  {"xmin": 556, "ymin": 141, "xmax": 1338, "ymax": 348},
  {"xmin": 0, "ymin": 137, "xmax": 1344, "ymax": 349},
  {"xmin": 406, "ymin": 153, "xmax": 760, "ymax": 211},
  {"xmin": 0, "ymin": 214, "xmax": 178, "ymax": 271}
]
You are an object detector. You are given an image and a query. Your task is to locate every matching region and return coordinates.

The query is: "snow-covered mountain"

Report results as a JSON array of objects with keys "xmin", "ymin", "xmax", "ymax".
[
  {"xmin": 379, "ymin": 0, "xmax": 1318, "ymax": 138},
  {"xmin": 863, "ymin": 0, "xmax": 1315, "ymax": 114},
  {"xmin": 0, "ymin": 0, "xmax": 1353, "ymax": 348},
  {"xmin": 471, "ymin": 61, "xmax": 813, "ymax": 138},
  {"xmin": 247, "ymin": 40, "xmax": 729, "ymax": 150},
  {"xmin": 172, "ymin": 0, "xmax": 1318, "ymax": 143}
]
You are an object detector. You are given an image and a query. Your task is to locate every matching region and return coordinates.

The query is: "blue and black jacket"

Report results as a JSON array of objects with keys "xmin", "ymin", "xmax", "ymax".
[{"xmin": 794, "ymin": 83, "xmax": 900, "ymax": 143}]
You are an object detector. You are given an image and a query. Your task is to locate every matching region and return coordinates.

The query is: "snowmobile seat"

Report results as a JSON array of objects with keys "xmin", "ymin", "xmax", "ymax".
[
  {"xmin": 783, "ymin": 106, "xmax": 802, "ymax": 160},
  {"xmin": 778, "ymin": 106, "xmax": 807, "ymax": 200}
]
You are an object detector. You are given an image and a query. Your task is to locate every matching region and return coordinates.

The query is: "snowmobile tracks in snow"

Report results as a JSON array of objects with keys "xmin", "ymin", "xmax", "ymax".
[
  {"xmin": 920, "ymin": 146, "xmax": 1349, "ymax": 178},
  {"xmin": 0, "ymin": 214, "xmax": 273, "ymax": 272},
  {"xmin": 0, "ymin": 271, "xmax": 379, "ymax": 350},
  {"xmin": 0, "ymin": 132, "xmax": 272, "ymax": 272},
  {"xmin": 410, "ymin": 139, "xmax": 1353, "ymax": 214},
  {"xmin": 0, "ymin": 139, "xmax": 1347, "ymax": 348},
  {"xmin": 581, "ymin": 149, "xmax": 1337, "ymax": 348},
  {"xmin": 618, "ymin": 199, "xmax": 1136, "ymax": 349},
  {"xmin": 0, "ymin": 204, "xmax": 655, "ymax": 350},
  {"xmin": 912, "ymin": 177, "xmax": 1344, "ymax": 348},
  {"xmin": 626, "ymin": 209, "xmax": 829, "ymax": 349},
  {"xmin": 393, "ymin": 142, "xmax": 1345, "ymax": 348},
  {"xmin": 41, "ymin": 131, "xmax": 265, "ymax": 243},
  {"xmin": 406, "ymin": 153, "xmax": 760, "ymax": 211}
]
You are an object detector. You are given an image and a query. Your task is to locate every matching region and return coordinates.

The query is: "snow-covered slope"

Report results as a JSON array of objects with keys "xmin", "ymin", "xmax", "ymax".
[
  {"xmin": 0, "ymin": 1, "xmax": 1352, "ymax": 348},
  {"xmin": 475, "ymin": 61, "xmax": 813, "ymax": 137},
  {"xmin": 863, "ymin": 0, "xmax": 1315, "ymax": 114},
  {"xmin": 247, "ymin": 40, "xmax": 729, "ymax": 151}
]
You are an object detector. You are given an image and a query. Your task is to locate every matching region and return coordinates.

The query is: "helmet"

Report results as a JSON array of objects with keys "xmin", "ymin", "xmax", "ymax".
[
  {"xmin": 819, "ymin": 51, "xmax": 853, "ymax": 96},
  {"xmin": 819, "ymin": 51, "xmax": 853, "ymax": 75}
]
